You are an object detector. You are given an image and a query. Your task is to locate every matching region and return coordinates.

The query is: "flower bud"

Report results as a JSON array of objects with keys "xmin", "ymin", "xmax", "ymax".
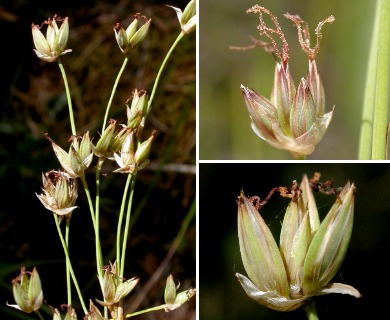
[
  {"xmin": 114, "ymin": 14, "xmax": 151, "ymax": 54},
  {"xmin": 32, "ymin": 15, "xmax": 72, "ymax": 62},
  {"xmin": 164, "ymin": 274, "xmax": 177, "ymax": 305},
  {"xmin": 8, "ymin": 267, "xmax": 43, "ymax": 313},
  {"xmin": 167, "ymin": 0, "xmax": 196, "ymax": 34},
  {"xmin": 92, "ymin": 120, "xmax": 131, "ymax": 159},
  {"xmin": 134, "ymin": 130, "xmax": 156, "ymax": 170},
  {"xmin": 126, "ymin": 89, "xmax": 148, "ymax": 129}
]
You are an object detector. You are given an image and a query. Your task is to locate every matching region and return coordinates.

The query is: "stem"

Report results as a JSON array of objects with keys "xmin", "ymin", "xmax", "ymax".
[
  {"xmin": 34, "ymin": 310, "xmax": 44, "ymax": 320},
  {"xmin": 95, "ymin": 158, "xmax": 105, "ymax": 280},
  {"xmin": 116, "ymin": 173, "xmax": 132, "ymax": 272},
  {"xmin": 125, "ymin": 305, "xmax": 165, "ymax": 318},
  {"xmin": 102, "ymin": 57, "xmax": 129, "ymax": 131},
  {"xmin": 146, "ymin": 32, "xmax": 185, "ymax": 116},
  {"xmin": 57, "ymin": 57, "xmax": 77, "ymax": 136},
  {"xmin": 120, "ymin": 173, "xmax": 137, "ymax": 278},
  {"xmin": 53, "ymin": 214, "xmax": 88, "ymax": 314},
  {"xmin": 80, "ymin": 173, "xmax": 96, "ymax": 228},
  {"xmin": 65, "ymin": 218, "xmax": 72, "ymax": 305},
  {"xmin": 371, "ymin": 0, "xmax": 390, "ymax": 159},
  {"xmin": 303, "ymin": 300, "xmax": 319, "ymax": 320},
  {"xmin": 358, "ymin": 0, "xmax": 381, "ymax": 159}
]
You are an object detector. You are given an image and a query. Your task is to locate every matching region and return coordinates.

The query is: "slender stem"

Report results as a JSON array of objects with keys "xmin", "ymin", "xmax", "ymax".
[
  {"xmin": 102, "ymin": 57, "xmax": 129, "ymax": 131},
  {"xmin": 116, "ymin": 173, "xmax": 132, "ymax": 271},
  {"xmin": 34, "ymin": 310, "xmax": 44, "ymax": 320},
  {"xmin": 125, "ymin": 305, "xmax": 165, "ymax": 318},
  {"xmin": 358, "ymin": 0, "xmax": 381, "ymax": 159},
  {"xmin": 95, "ymin": 158, "xmax": 105, "ymax": 280},
  {"xmin": 53, "ymin": 214, "xmax": 88, "ymax": 314},
  {"xmin": 65, "ymin": 218, "xmax": 72, "ymax": 305},
  {"xmin": 80, "ymin": 173, "xmax": 96, "ymax": 228},
  {"xmin": 57, "ymin": 57, "xmax": 77, "ymax": 136},
  {"xmin": 303, "ymin": 300, "xmax": 319, "ymax": 320},
  {"xmin": 371, "ymin": 0, "xmax": 390, "ymax": 159},
  {"xmin": 120, "ymin": 173, "xmax": 137, "ymax": 278},
  {"xmin": 146, "ymin": 32, "xmax": 185, "ymax": 116}
]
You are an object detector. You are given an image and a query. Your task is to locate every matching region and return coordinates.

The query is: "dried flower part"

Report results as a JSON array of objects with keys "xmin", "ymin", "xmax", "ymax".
[
  {"xmin": 7, "ymin": 267, "xmax": 43, "ymax": 313},
  {"xmin": 88, "ymin": 300, "xmax": 106, "ymax": 320},
  {"xmin": 48, "ymin": 132, "xmax": 93, "ymax": 178},
  {"xmin": 32, "ymin": 15, "xmax": 72, "ymax": 62},
  {"xmin": 36, "ymin": 170, "xmax": 78, "ymax": 219},
  {"xmin": 236, "ymin": 174, "xmax": 361, "ymax": 312},
  {"xmin": 114, "ymin": 13, "xmax": 151, "ymax": 54},
  {"xmin": 241, "ymin": 7, "xmax": 335, "ymax": 158},
  {"xmin": 167, "ymin": 0, "xmax": 196, "ymax": 34}
]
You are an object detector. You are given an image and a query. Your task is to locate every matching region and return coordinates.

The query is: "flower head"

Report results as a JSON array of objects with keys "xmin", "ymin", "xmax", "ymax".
[
  {"xmin": 114, "ymin": 13, "xmax": 151, "ymax": 54},
  {"xmin": 32, "ymin": 15, "xmax": 72, "ymax": 62},
  {"xmin": 7, "ymin": 267, "xmax": 43, "ymax": 313},
  {"xmin": 241, "ymin": 6, "xmax": 335, "ymax": 158},
  {"xmin": 163, "ymin": 274, "xmax": 196, "ymax": 312},
  {"xmin": 113, "ymin": 130, "xmax": 156, "ymax": 174},
  {"xmin": 167, "ymin": 0, "xmax": 196, "ymax": 34},
  {"xmin": 36, "ymin": 170, "xmax": 78, "ymax": 220},
  {"xmin": 47, "ymin": 132, "xmax": 93, "ymax": 178},
  {"xmin": 236, "ymin": 173, "xmax": 360, "ymax": 312}
]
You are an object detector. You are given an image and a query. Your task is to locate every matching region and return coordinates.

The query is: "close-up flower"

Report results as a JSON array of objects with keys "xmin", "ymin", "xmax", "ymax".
[
  {"xmin": 114, "ymin": 13, "xmax": 151, "ymax": 54},
  {"xmin": 236, "ymin": 174, "xmax": 360, "ymax": 314},
  {"xmin": 240, "ymin": 6, "xmax": 335, "ymax": 159},
  {"xmin": 167, "ymin": 0, "xmax": 196, "ymax": 34},
  {"xmin": 31, "ymin": 15, "xmax": 72, "ymax": 62},
  {"xmin": 7, "ymin": 267, "xmax": 43, "ymax": 314},
  {"xmin": 36, "ymin": 170, "xmax": 78, "ymax": 219}
]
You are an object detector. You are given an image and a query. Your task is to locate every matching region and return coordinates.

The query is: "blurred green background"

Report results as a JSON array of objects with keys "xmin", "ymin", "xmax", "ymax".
[
  {"xmin": 0, "ymin": 0, "xmax": 195, "ymax": 319},
  {"xmin": 200, "ymin": 163, "xmax": 390, "ymax": 319},
  {"xmin": 200, "ymin": 0, "xmax": 376, "ymax": 159}
]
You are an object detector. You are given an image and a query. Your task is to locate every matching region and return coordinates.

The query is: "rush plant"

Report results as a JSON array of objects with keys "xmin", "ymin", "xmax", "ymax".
[{"xmin": 7, "ymin": 1, "xmax": 196, "ymax": 319}]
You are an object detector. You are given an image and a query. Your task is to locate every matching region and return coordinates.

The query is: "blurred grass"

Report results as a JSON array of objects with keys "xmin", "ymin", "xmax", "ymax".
[
  {"xmin": 0, "ymin": 1, "xmax": 195, "ymax": 319},
  {"xmin": 200, "ymin": 0, "xmax": 375, "ymax": 159}
]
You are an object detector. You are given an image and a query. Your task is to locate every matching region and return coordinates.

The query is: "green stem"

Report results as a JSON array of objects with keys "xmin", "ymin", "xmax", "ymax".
[
  {"xmin": 358, "ymin": 0, "xmax": 381, "ymax": 159},
  {"xmin": 116, "ymin": 173, "xmax": 132, "ymax": 272},
  {"xmin": 57, "ymin": 57, "xmax": 77, "ymax": 136},
  {"xmin": 303, "ymin": 300, "xmax": 319, "ymax": 320},
  {"xmin": 53, "ymin": 214, "xmax": 88, "ymax": 314},
  {"xmin": 34, "ymin": 310, "xmax": 44, "ymax": 320},
  {"xmin": 95, "ymin": 159, "xmax": 105, "ymax": 280},
  {"xmin": 125, "ymin": 305, "xmax": 165, "ymax": 318},
  {"xmin": 120, "ymin": 173, "xmax": 137, "ymax": 278},
  {"xmin": 146, "ymin": 32, "xmax": 185, "ymax": 116},
  {"xmin": 65, "ymin": 218, "xmax": 72, "ymax": 305},
  {"xmin": 371, "ymin": 0, "xmax": 390, "ymax": 159},
  {"xmin": 80, "ymin": 173, "xmax": 96, "ymax": 228},
  {"xmin": 102, "ymin": 57, "xmax": 129, "ymax": 131}
]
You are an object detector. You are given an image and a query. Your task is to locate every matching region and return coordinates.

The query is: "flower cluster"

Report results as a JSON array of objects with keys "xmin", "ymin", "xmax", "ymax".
[
  {"xmin": 241, "ymin": 6, "xmax": 335, "ymax": 158},
  {"xmin": 236, "ymin": 174, "xmax": 360, "ymax": 312}
]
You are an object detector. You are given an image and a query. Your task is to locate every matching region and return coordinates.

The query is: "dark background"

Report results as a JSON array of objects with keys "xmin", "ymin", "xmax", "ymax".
[
  {"xmin": 0, "ymin": 0, "xmax": 195, "ymax": 319},
  {"xmin": 200, "ymin": 163, "xmax": 390, "ymax": 319}
]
